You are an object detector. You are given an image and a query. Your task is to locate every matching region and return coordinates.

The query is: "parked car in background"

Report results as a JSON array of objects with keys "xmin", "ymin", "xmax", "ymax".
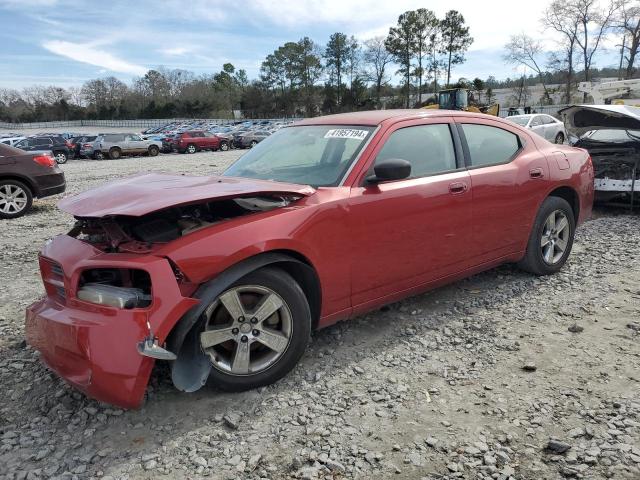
[
  {"xmin": 174, "ymin": 131, "xmax": 230, "ymax": 153},
  {"xmin": 560, "ymin": 104, "xmax": 640, "ymax": 207},
  {"xmin": 70, "ymin": 135, "xmax": 97, "ymax": 158},
  {"xmin": 0, "ymin": 144, "xmax": 65, "ymax": 219},
  {"xmin": 25, "ymin": 109, "xmax": 593, "ymax": 408},
  {"xmin": 92, "ymin": 133, "xmax": 160, "ymax": 160},
  {"xmin": 0, "ymin": 136, "xmax": 26, "ymax": 147},
  {"xmin": 507, "ymin": 114, "xmax": 567, "ymax": 144},
  {"xmin": 14, "ymin": 136, "xmax": 73, "ymax": 164},
  {"xmin": 234, "ymin": 130, "xmax": 271, "ymax": 148}
]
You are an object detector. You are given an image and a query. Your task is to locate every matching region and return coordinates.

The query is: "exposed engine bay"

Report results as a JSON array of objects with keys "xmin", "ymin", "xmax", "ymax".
[{"xmin": 68, "ymin": 195, "xmax": 299, "ymax": 253}]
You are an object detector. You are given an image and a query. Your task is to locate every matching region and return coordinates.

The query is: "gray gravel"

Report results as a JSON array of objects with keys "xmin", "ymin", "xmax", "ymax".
[{"xmin": 1, "ymin": 151, "xmax": 639, "ymax": 480}]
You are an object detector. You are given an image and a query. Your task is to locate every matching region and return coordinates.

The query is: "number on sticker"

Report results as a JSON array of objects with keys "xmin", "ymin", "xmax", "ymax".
[{"xmin": 324, "ymin": 129, "xmax": 369, "ymax": 140}]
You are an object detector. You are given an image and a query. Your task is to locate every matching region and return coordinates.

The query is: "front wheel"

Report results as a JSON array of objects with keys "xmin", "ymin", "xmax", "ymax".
[
  {"xmin": 148, "ymin": 145, "xmax": 159, "ymax": 156},
  {"xmin": 219, "ymin": 141, "xmax": 229, "ymax": 151},
  {"xmin": 186, "ymin": 144, "xmax": 197, "ymax": 154},
  {"xmin": 250, "ymin": 140, "xmax": 257, "ymax": 148},
  {"xmin": 199, "ymin": 268, "xmax": 311, "ymax": 391},
  {"xmin": 518, "ymin": 196, "xmax": 575, "ymax": 275},
  {"xmin": 109, "ymin": 148, "xmax": 121, "ymax": 160}
]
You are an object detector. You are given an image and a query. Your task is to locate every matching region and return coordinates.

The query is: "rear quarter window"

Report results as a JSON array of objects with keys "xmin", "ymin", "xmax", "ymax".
[{"xmin": 461, "ymin": 124, "xmax": 522, "ymax": 168}]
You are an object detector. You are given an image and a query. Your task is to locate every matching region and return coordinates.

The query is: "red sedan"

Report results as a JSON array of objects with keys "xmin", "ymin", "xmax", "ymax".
[{"xmin": 25, "ymin": 110, "xmax": 594, "ymax": 408}]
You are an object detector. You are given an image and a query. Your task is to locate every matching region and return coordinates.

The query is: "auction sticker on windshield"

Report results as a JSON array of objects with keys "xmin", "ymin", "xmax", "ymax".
[{"xmin": 324, "ymin": 129, "xmax": 369, "ymax": 140}]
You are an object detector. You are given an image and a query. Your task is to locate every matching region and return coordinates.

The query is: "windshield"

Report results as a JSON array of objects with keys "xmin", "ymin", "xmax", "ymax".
[
  {"xmin": 581, "ymin": 129, "xmax": 640, "ymax": 143},
  {"xmin": 223, "ymin": 125, "xmax": 375, "ymax": 186},
  {"xmin": 508, "ymin": 116, "xmax": 530, "ymax": 126}
]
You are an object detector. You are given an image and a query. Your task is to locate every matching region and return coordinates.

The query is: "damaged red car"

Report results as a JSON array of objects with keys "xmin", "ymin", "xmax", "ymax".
[{"xmin": 26, "ymin": 110, "xmax": 594, "ymax": 408}]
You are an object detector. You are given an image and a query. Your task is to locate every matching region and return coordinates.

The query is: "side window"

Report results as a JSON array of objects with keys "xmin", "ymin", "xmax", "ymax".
[
  {"xmin": 530, "ymin": 116, "xmax": 543, "ymax": 127},
  {"xmin": 374, "ymin": 124, "xmax": 457, "ymax": 178},
  {"xmin": 543, "ymin": 115, "xmax": 557, "ymax": 125},
  {"xmin": 127, "ymin": 134, "xmax": 142, "ymax": 141},
  {"xmin": 461, "ymin": 124, "xmax": 521, "ymax": 168}
]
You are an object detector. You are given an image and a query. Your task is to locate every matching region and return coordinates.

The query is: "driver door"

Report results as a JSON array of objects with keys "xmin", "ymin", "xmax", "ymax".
[{"xmin": 347, "ymin": 118, "xmax": 473, "ymax": 309}]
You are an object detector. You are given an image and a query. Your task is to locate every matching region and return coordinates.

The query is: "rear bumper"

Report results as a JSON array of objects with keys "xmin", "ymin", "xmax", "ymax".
[
  {"xmin": 25, "ymin": 235, "xmax": 199, "ymax": 409},
  {"xmin": 34, "ymin": 171, "xmax": 66, "ymax": 198}
]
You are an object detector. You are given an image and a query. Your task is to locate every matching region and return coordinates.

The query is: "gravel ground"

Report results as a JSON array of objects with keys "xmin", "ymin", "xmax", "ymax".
[{"xmin": 1, "ymin": 151, "xmax": 639, "ymax": 480}]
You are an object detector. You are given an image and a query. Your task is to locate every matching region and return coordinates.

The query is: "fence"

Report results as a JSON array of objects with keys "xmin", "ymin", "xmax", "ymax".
[
  {"xmin": 0, "ymin": 118, "xmax": 244, "ymax": 130},
  {"xmin": 497, "ymin": 104, "xmax": 572, "ymax": 118}
]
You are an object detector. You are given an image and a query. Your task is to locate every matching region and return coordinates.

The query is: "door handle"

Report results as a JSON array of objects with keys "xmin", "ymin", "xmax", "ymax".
[
  {"xmin": 529, "ymin": 168, "xmax": 544, "ymax": 179},
  {"xmin": 448, "ymin": 182, "xmax": 468, "ymax": 195}
]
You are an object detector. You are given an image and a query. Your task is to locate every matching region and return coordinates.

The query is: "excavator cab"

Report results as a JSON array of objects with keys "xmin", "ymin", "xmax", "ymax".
[{"xmin": 438, "ymin": 88, "xmax": 469, "ymax": 110}]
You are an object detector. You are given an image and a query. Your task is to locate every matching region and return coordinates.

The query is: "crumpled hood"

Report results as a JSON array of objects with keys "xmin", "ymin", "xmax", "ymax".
[
  {"xmin": 559, "ymin": 104, "xmax": 640, "ymax": 137},
  {"xmin": 58, "ymin": 173, "xmax": 315, "ymax": 218}
]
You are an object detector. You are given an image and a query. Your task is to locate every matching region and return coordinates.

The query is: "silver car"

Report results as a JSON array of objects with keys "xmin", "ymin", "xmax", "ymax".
[
  {"xmin": 508, "ymin": 114, "xmax": 567, "ymax": 144},
  {"xmin": 90, "ymin": 133, "xmax": 161, "ymax": 160}
]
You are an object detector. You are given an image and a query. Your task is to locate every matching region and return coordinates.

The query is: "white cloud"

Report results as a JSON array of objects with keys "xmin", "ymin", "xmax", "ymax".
[
  {"xmin": 42, "ymin": 40, "xmax": 147, "ymax": 76},
  {"xmin": 161, "ymin": 47, "xmax": 191, "ymax": 56}
]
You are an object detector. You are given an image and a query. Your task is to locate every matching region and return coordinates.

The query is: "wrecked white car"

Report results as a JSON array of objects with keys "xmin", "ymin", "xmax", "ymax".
[{"xmin": 560, "ymin": 105, "xmax": 640, "ymax": 207}]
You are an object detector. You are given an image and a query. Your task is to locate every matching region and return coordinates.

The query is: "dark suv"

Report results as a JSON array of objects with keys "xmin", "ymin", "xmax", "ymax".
[
  {"xmin": 14, "ymin": 136, "xmax": 73, "ymax": 164},
  {"xmin": 0, "ymin": 144, "xmax": 66, "ymax": 219}
]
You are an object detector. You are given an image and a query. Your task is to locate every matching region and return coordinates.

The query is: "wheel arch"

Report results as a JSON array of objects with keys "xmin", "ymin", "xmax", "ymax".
[
  {"xmin": 0, "ymin": 174, "xmax": 38, "ymax": 197},
  {"xmin": 547, "ymin": 185, "xmax": 579, "ymax": 221},
  {"xmin": 166, "ymin": 250, "xmax": 322, "ymax": 393}
]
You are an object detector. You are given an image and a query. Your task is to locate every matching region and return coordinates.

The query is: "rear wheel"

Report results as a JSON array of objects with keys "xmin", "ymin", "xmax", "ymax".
[
  {"xmin": 199, "ymin": 268, "xmax": 311, "ymax": 391},
  {"xmin": 554, "ymin": 132, "xmax": 565, "ymax": 144},
  {"xmin": 54, "ymin": 152, "xmax": 67, "ymax": 164},
  {"xmin": 109, "ymin": 148, "xmax": 121, "ymax": 160},
  {"xmin": 148, "ymin": 145, "xmax": 159, "ymax": 156},
  {"xmin": 0, "ymin": 180, "xmax": 33, "ymax": 219},
  {"xmin": 93, "ymin": 151, "xmax": 104, "ymax": 160},
  {"xmin": 250, "ymin": 140, "xmax": 258, "ymax": 148},
  {"xmin": 186, "ymin": 144, "xmax": 197, "ymax": 154},
  {"xmin": 219, "ymin": 141, "xmax": 229, "ymax": 151},
  {"xmin": 518, "ymin": 196, "xmax": 575, "ymax": 275}
]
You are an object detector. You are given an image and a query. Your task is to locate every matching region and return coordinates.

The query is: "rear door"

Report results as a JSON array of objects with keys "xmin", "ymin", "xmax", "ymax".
[
  {"xmin": 348, "ymin": 118, "xmax": 473, "ymax": 307},
  {"xmin": 529, "ymin": 115, "xmax": 547, "ymax": 139},
  {"xmin": 457, "ymin": 118, "xmax": 550, "ymax": 263}
]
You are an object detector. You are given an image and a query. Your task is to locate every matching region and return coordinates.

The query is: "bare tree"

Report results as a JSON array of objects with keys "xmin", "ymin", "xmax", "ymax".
[
  {"xmin": 504, "ymin": 34, "xmax": 551, "ymax": 100},
  {"xmin": 543, "ymin": 0, "xmax": 581, "ymax": 103},
  {"xmin": 363, "ymin": 36, "xmax": 393, "ymax": 107},
  {"xmin": 614, "ymin": 0, "xmax": 640, "ymax": 79}
]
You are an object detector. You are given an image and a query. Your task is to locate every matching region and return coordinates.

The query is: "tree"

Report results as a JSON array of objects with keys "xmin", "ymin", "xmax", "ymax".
[
  {"xmin": 439, "ymin": 10, "xmax": 473, "ymax": 86},
  {"xmin": 324, "ymin": 33, "xmax": 349, "ymax": 104},
  {"xmin": 543, "ymin": 0, "xmax": 581, "ymax": 103},
  {"xmin": 503, "ymin": 34, "xmax": 551, "ymax": 99},
  {"xmin": 386, "ymin": 11, "xmax": 416, "ymax": 107},
  {"xmin": 345, "ymin": 35, "xmax": 360, "ymax": 92},
  {"xmin": 472, "ymin": 77, "xmax": 484, "ymax": 104},
  {"xmin": 412, "ymin": 9, "xmax": 439, "ymax": 101},
  {"xmin": 485, "ymin": 86, "xmax": 496, "ymax": 104},
  {"xmin": 614, "ymin": 0, "xmax": 640, "ymax": 79},
  {"xmin": 363, "ymin": 36, "xmax": 393, "ymax": 107},
  {"xmin": 571, "ymin": 0, "xmax": 619, "ymax": 93}
]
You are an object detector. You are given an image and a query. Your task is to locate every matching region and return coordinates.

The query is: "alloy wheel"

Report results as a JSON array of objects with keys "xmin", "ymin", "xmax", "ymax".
[
  {"xmin": 541, "ymin": 209, "xmax": 570, "ymax": 264},
  {"xmin": 188, "ymin": 145, "xmax": 196, "ymax": 153},
  {"xmin": 0, "ymin": 184, "xmax": 28, "ymax": 215},
  {"xmin": 55, "ymin": 153, "xmax": 67, "ymax": 164},
  {"xmin": 201, "ymin": 285, "xmax": 293, "ymax": 376}
]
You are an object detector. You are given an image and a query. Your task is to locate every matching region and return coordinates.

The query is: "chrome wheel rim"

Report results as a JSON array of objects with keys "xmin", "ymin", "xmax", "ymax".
[
  {"xmin": 201, "ymin": 285, "xmax": 292, "ymax": 376},
  {"xmin": 0, "ymin": 184, "xmax": 28, "ymax": 214},
  {"xmin": 55, "ymin": 153, "xmax": 66, "ymax": 163},
  {"xmin": 541, "ymin": 209, "xmax": 570, "ymax": 264},
  {"xmin": 188, "ymin": 145, "xmax": 195, "ymax": 153},
  {"xmin": 221, "ymin": 143, "xmax": 228, "ymax": 151}
]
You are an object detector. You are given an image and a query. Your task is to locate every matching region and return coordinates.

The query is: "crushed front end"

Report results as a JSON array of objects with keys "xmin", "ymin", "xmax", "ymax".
[{"xmin": 25, "ymin": 234, "xmax": 199, "ymax": 409}]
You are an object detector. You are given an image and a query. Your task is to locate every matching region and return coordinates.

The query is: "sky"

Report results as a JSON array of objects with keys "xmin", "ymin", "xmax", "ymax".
[{"xmin": 0, "ymin": 0, "xmax": 623, "ymax": 90}]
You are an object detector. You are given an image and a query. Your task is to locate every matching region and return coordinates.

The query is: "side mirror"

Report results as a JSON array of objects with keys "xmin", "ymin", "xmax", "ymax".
[{"xmin": 366, "ymin": 158, "xmax": 411, "ymax": 183}]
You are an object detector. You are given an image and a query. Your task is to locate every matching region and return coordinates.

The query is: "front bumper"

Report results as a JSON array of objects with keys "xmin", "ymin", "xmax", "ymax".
[{"xmin": 25, "ymin": 235, "xmax": 198, "ymax": 409}]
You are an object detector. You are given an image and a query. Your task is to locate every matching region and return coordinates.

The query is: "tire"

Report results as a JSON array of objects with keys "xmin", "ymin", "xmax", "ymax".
[
  {"xmin": 554, "ymin": 132, "xmax": 565, "ymax": 144},
  {"xmin": 250, "ymin": 140, "xmax": 258, "ymax": 148},
  {"xmin": 93, "ymin": 151, "xmax": 104, "ymax": 160},
  {"xmin": 109, "ymin": 148, "xmax": 121, "ymax": 160},
  {"xmin": 0, "ymin": 180, "xmax": 33, "ymax": 219},
  {"xmin": 199, "ymin": 267, "xmax": 311, "ymax": 392},
  {"xmin": 186, "ymin": 144, "xmax": 197, "ymax": 154},
  {"xmin": 219, "ymin": 141, "xmax": 229, "ymax": 151},
  {"xmin": 148, "ymin": 145, "xmax": 159, "ymax": 157},
  {"xmin": 54, "ymin": 152, "xmax": 67, "ymax": 164},
  {"xmin": 518, "ymin": 196, "xmax": 575, "ymax": 276}
]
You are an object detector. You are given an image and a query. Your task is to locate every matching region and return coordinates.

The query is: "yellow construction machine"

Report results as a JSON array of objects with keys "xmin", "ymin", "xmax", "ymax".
[{"xmin": 421, "ymin": 88, "xmax": 500, "ymax": 116}]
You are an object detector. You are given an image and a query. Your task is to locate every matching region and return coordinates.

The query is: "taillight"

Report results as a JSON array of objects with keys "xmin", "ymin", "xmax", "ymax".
[
  {"xmin": 33, "ymin": 154, "xmax": 55, "ymax": 167},
  {"xmin": 82, "ymin": 143, "xmax": 92, "ymax": 148},
  {"xmin": 65, "ymin": 141, "xmax": 73, "ymax": 148}
]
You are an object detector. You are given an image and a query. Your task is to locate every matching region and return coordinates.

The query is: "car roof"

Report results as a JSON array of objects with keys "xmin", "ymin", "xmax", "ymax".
[{"xmin": 295, "ymin": 109, "xmax": 507, "ymax": 127}]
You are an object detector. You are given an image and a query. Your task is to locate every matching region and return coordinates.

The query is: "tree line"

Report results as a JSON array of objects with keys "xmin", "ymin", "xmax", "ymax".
[{"xmin": 0, "ymin": 8, "xmax": 473, "ymax": 123}]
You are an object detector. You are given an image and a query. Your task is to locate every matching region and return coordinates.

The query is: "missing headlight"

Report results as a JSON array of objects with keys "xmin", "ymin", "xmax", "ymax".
[{"xmin": 78, "ymin": 268, "xmax": 152, "ymax": 309}]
